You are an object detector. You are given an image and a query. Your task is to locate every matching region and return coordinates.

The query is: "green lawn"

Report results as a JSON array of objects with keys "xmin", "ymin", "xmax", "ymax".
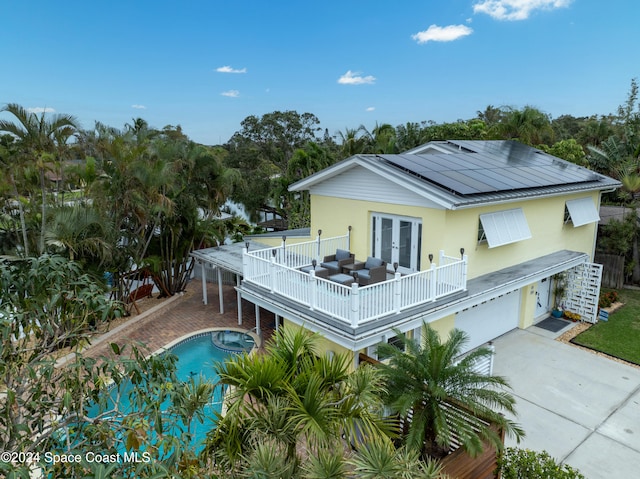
[{"xmin": 572, "ymin": 288, "xmax": 640, "ymax": 365}]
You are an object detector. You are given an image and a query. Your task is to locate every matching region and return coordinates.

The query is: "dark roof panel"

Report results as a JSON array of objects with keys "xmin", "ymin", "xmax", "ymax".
[{"xmin": 379, "ymin": 140, "xmax": 606, "ymax": 196}]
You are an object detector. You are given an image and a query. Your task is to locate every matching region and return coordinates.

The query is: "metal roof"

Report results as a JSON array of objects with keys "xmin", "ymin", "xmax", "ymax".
[
  {"xmin": 191, "ymin": 241, "xmax": 270, "ymax": 275},
  {"xmin": 380, "ymin": 140, "xmax": 606, "ymax": 196},
  {"xmin": 289, "ymin": 140, "xmax": 621, "ymax": 209}
]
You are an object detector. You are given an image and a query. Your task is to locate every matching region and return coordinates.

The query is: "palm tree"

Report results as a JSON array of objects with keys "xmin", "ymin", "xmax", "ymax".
[
  {"xmin": 587, "ymin": 136, "xmax": 630, "ymax": 177},
  {"xmin": 0, "ymin": 103, "xmax": 78, "ymax": 254},
  {"xmin": 377, "ymin": 324, "xmax": 524, "ymax": 460},
  {"xmin": 366, "ymin": 123, "xmax": 398, "ymax": 154},
  {"xmin": 337, "ymin": 126, "xmax": 368, "ymax": 158},
  {"xmin": 493, "ymin": 106, "xmax": 554, "ymax": 146},
  {"xmin": 205, "ymin": 328, "xmax": 394, "ymax": 477},
  {"xmin": 347, "ymin": 440, "xmax": 448, "ymax": 479},
  {"xmin": 395, "ymin": 122, "xmax": 427, "ymax": 152},
  {"xmin": 44, "ymin": 205, "xmax": 113, "ymax": 265},
  {"xmin": 476, "ymin": 105, "xmax": 505, "ymax": 127}
]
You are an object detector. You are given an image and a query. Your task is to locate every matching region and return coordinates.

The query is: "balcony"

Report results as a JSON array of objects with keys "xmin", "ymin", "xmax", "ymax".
[{"xmin": 242, "ymin": 231, "xmax": 468, "ymax": 328}]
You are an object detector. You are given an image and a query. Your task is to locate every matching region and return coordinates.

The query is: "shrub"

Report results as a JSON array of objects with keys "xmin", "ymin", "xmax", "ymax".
[
  {"xmin": 497, "ymin": 447, "xmax": 585, "ymax": 479},
  {"xmin": 599, "ymin": 290, "xmax": 619, "ymax": 308}
]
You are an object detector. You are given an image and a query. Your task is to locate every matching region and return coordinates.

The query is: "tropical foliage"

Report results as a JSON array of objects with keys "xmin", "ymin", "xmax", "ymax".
[
  {"xmin": 0, "ymin": 111, "xmax": 247, "ymax": 308},
  {"xmin": 204, "ymin": 327, "xmax": 398, "ymax": 478},
  {"xmin": 0, "ymin": 255, "xmax": 218, "ymax": 479},
  {"xmin": 497, "ymin": 447, "xmax": 585, "ymax": 479},
  {"xmin": 377, "ymin": 324, "xmax": 525, "ymax": 460},
  {"xmin": 200, "ymin": 327, "xmax": 459, "ymax": 478}
]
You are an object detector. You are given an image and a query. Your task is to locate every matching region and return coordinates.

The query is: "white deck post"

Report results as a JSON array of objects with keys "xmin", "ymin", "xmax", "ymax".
[
  {"xmin": 200, "ymin": 261, "xmax": 208, "ymax": 305},
  {"xmin": 275, "ymin": 314, "xmax": 280, "ymax": 332},
  {"xmin": 255, "ymin": 304, "xmax": 261, "ymax": 336},
  {"xmin": 413, "ymin": 326, "xmax": 422, "ymax": 344},
  {"xmin": 350, "ymin": 283, "xmax": 359, "ymax": 328},
  {"xmin": 242, "ymin": 245, "xmax": 249, "ymax": 277},
  {"xmin": 488, "ymin": 341, "xmax": 495, "ymax": 376},
  {"xmin": 310, "ymin": 270, "xmax": 317, "ymax": 311},
  {"xmin": 280, "ymin": 235, "xmax": 287, "ymax": 265},
  {"xmin": 236, "ymin": 274, "xmax": 243, "ymax": 325},
  {"xmin": 462, "ymin": 254, "xmax": 468, "ymax": 290},
  {"xmin": 393, "ymin": 271, "xmax": 402, "ymax": 313},
  {"xmin": 217, "ymin": 267, "xmax": 224, "ymax": 314},
  {"xmin": 430, "ymin": 262, "xmax": 437, "ymax": 300},
  {"xmin": 270, "ymin": 255, "xmax": 277, "ymax": 293}
]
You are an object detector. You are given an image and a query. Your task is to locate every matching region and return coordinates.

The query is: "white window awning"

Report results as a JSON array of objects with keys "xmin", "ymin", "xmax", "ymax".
[
  {"xmin": 565, "ymin": 197, "xmax": 600, "ymax": 227},
  {"xmin": 479, "ymin": 208, "xmax": 532, "ymax": 248}
]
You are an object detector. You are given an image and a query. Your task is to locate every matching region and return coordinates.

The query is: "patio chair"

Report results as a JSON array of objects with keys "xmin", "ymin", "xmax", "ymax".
[
  {"xmin": 320, "ymin": 249, "xmax": 354, "ymax": 275},
  {"xmin": 350, "ymin": 256, "xmax": 387, "ymax": 285}
]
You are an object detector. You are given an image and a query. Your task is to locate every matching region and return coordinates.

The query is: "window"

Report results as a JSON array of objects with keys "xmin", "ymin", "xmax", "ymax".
[
  {"xmin": 565, "ymin": 197, "xmax": 600, "ymax": 227},
  {"xmin": 478, "ymin": 208, "xmax": 532, "ymax": 248}
]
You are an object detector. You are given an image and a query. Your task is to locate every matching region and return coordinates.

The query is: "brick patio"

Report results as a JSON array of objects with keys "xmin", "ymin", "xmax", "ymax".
[{"xmin": 84, "ymin": 279, "xmax": 276, "ymax": 359}]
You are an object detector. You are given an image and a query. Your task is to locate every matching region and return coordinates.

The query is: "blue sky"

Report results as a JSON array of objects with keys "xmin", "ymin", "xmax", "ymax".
[{"xmin": 1, "ymin": 0, "xmax": 638, "ymax": 145}]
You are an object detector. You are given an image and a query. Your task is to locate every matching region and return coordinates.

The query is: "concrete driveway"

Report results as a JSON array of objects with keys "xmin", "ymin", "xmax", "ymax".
[{"xmin": 491, "ymin": 326, "xmax": 640, "ymax": 479}]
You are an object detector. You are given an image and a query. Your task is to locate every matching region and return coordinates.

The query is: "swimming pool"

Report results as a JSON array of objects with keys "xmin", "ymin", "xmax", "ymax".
[{"xmin": 84, "ymin": 330, "xmax": 255, "ymax": 451}]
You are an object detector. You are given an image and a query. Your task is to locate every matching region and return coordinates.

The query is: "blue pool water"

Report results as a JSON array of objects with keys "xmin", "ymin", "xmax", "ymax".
[
  {"xmin": 166, "ymin": 334, "xmax": 230, "ymax": 443},
  {"xmin": 86, "ymin": 334, "xmax": 233, "ymax": 451}
]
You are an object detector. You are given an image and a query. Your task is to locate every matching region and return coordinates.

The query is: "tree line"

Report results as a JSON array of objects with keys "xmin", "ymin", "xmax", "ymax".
[
  {"xmin": 2, "ymin": 78, "xmax": 639, "ymax": 273},
  {"xmin": 225, "ymin": 79, "xmax": 640, "ymax": 230}
]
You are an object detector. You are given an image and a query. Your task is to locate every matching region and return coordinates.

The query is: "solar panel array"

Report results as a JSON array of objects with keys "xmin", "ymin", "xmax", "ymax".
[{"xmin": 380, "ymin": 140, "xmax": 603, "ymax": 195}]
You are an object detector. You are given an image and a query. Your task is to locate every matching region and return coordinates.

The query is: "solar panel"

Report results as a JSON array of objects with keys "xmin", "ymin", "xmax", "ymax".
[{"xmin": 380, "ymin": 141, "xmax": 604, "ymax": 196}]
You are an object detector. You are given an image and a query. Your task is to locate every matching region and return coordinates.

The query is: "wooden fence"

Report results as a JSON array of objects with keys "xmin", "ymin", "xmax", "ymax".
[
  {"xmin": 359, "ymin": 353, "xmax": 504, "ymax": 479},
  {"xmin": 440, "ymin": 420, "xmax": 505, "ymax": 479},
  {"xmin": 594, "ymin": 252, "xmax": 625, "ymax": 289}
]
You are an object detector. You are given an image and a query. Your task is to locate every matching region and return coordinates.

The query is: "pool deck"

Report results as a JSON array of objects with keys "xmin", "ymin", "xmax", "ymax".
[{"xmin": 83, "ymin": 279, "xmax": 276, "ymax": 360}]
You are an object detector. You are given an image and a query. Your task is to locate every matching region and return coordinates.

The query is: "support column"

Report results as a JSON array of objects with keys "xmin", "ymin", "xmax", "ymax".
[
  {"xmin": 412, "ymin": 326, "xmax": 422, "ymax": 344},
  {"xmin": 217, "ymin": 267, "xmax": 224, "ymax": 314},
  {"xmin": 274, "ymin": 314, "xmax": 280, "ymax": 332},
  {"xmin": 255, "ymin": 304, "xmax": 261, "ymax": 337},
  {"xmin": 201, "ymin": 262, "xmax": 208, "ymax": 305},
  {"xmin": 236, "ymin": 274, "xmax": 243, "ymax": 325}
]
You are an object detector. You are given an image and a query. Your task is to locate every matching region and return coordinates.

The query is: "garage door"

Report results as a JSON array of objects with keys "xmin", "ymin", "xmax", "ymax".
[{"xmin": 454, "ymin": 290, "xmax": 520, "ymax": 353}]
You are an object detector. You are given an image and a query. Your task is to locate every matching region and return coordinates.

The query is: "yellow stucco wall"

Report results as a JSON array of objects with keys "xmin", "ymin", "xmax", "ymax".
[
  {"xmin": 426, "ymin": 314, "xmax": 456, "ymax": 340},
  {"xmin": 519, "ymin": 283, "xmax": 538, "ymax": 328},
  {"xmin": 248, "ymin": 234, "xmax": 312, "ymax": 248},
  {"xmin": 441, "ymin": 192, "xmax": 599, "ymax": 279},
  {"xmin": 309, "ymin": 195, "xmax": 446, "ymax": 266},
  {"xmin": 309, "ymin": 190, "xmax": 599, "ymax": 279}
]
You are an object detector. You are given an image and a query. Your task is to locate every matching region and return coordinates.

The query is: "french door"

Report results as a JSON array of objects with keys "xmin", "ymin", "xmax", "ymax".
[{"xmin": 371, "ymin": 213, "xmax": 422, "ymax": 274}]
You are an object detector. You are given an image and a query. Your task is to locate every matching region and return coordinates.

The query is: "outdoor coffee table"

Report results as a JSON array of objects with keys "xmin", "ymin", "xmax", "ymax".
[{"xmin": 341, "ymin": 261, "xmax": 363, "ymax": 275}]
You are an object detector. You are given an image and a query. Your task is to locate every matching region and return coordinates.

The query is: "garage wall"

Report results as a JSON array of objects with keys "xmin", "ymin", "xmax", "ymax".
[{"xmin": 454, "ymin": 289, "xmax": 521, "ymax": 353}]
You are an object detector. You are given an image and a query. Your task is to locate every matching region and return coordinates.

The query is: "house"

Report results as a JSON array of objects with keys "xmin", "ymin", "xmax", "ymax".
[{"xmin": 192, "ymin": 140, "xmax": 620, "ymax": 365}]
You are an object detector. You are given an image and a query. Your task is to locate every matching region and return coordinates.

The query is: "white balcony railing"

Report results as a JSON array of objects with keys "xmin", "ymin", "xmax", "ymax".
[{"xmin": 243, "ymin": 231, "xmax": 467, "ymax": 328}]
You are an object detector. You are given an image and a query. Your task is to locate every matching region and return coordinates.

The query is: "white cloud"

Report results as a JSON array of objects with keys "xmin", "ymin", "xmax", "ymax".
[
  {"xmin": 216, "ymin": 65, "xmax": 247, "ymax": 74},
  {"xmin": 27, "ymin": 107, "xmax": 55, "ymax": 114},
  {"xmin": 221, "ymin": 90, "xmax": 240, "ymax": 98},
  {"xmin": 337, "ymin": 70, "xmax": 376, "ymax": 85},
  {"xmin": 412, "ymin": 24, "xmax": 473, "ymax": 44},
  {"xmin": 131, "ymin": 104, "xmax": 147, "ymax": 109},
  {"xmin": 473, "ymin": 0, "xmax": 572, "ymax": 21},
  {"xmin": 366, "ymin": 107, "xmax": 375, "ymax": 112}
]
